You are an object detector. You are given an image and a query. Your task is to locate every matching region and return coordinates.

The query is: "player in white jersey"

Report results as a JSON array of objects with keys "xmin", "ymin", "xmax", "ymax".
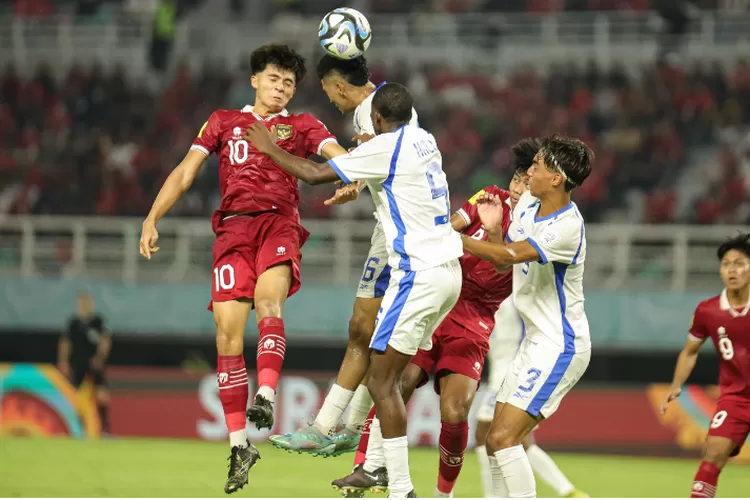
[
  {"xmin": 266, "ymin": 56, "xmax": 421, "ymax": 457},
  {"xmin": 472, "ymin": 139, "xmax": 589, "ymax": 498},
  {"xmin": 461, "ymin": 134, "xmax": 594, "ymax": 498},
  {"xmin": 245, "ymin": 83, "xmax": 462, "ymax": 497}
]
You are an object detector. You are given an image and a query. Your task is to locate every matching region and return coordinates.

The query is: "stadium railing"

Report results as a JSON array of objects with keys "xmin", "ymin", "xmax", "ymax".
[
  {"xmin": 1, "ymin": 11, "xmax": 749, "ymax": 74},
  {"xmin": 0, "ymin": 215, "xmax": 746, "ymax": 292}
]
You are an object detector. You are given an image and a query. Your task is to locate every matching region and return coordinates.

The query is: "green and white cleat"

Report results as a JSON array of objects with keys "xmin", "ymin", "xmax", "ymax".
[
  {"xmin": 329, "ymin": 427, "xmax": 361, "ymax": 457},
  {"xmin": 268, "ymin": 425, "xmax": 337, "ymax": 457}
]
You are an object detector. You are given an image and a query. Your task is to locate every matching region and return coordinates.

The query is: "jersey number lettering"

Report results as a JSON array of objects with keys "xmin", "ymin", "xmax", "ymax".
[
  {"xmin": 214, "ymin": 264, "xmax": 235, "ymax": 291},
  {"xmin": 426, "ymin": 162, "xmax": 450, "ymax": 226},
  {"xmin": 718, "ymin": 338, "xmax": 734, "ymax": 360},
  {"xmin": 518, "ymin": 368, "xmax": 542, "ymax": 393},
  {"xmin": 228, "ymin": 140, "xmax": 249, "ymax": 165},
  {"xmin": 362, "ymin": 257, "xmax": 380, "ymax": 282},
  {"xmin": 710, "ymin": 410, "xmax": 728, "ymax": 429}
]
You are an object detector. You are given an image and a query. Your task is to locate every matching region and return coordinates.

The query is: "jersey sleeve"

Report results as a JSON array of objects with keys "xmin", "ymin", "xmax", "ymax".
[
  {"xmin": 327, "ymin": 135, "xmax": 394, "ymax": 183},
  {"xmin": 688, "ymin": 303, "xmax": 709, "ymax": 340},
  {"xmin": 353, "ymin": 103, "xmax": 376, "ymax": 137},
  {"xmin": 93, "ymin": 315, "xmax": 109, "ymax": 335},
  {"xmin": 191, "ymin": 111, "xmax": 222, "ymax": 157},
  {"xmin": 456, "ymin": 186, "xmax": 502, "ymax": 227},
  {"xmin": 302, "ymin": 116, "xmax": 338, "ymax": 157},
  {"xmin": 527, "ymin": 216, "xmax": 584, "ymax": 265}
]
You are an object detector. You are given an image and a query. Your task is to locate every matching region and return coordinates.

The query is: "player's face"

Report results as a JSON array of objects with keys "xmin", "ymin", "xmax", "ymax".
[
  {"xmin": 77, "ymin": 294, "xmax": 93, "ymax": 317},
  {"xmin": 528, "ymin": 152, "xmax": 563, "ymax": 197},
  {"xmin": 251, "ymin": 64, "xmax": 296, "ymax": 113},
  {"xmin": 320, "ymin": 77, "xmax": 354, "ymax": 114},
  {"xmin": 720, "ymin": 249, "xmax": 750, "ymax": 291},
  {"xmin": 508, "ymin": 172, "xmax": 530, "ymax": 208}
]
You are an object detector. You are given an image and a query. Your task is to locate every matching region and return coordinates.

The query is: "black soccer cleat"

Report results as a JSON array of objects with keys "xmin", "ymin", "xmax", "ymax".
[
  {"xmin": 332, "ymin": 464, "xmax": 388, "ymax": 498},
  {"xmin": 246, "ymin": 394, "xmax": 274, "ymax": 430},
  {"xmin": 224, "ymin": 441, "xmax": 261, "ymax": 495},
  {"xmin": 407, "ymin": 490, "xmax": 418, "ymax": 498}
]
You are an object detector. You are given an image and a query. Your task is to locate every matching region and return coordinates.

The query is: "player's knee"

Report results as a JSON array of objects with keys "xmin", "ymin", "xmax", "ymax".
[
  {"xmin": 440, "ymin": 396, "xmax": 472, "ymax": 424},
  {"xmin": 95, "ymin": 388, "xmax": 109, "ymax": 404},
  {"xmin": 214, "ymin": 318, "xmax": 244, "ymax": 354},
  {"xmin": 486, "ymin": 426, "xmax": 521, "ymax": 454},
  {"xmin": 254, "ymin": 297, "xmax": 282, "ymax": 320},
  {"xmin": 702, "ymin": 445, "xmax": 730, "ymax": 469},
  {"xmin": 348, "ymin": 310, "xmax": 374, "ymax": 345},
  {"xmin": 367, "ymin": 372, "xmax": 397, "ymax": 403}
]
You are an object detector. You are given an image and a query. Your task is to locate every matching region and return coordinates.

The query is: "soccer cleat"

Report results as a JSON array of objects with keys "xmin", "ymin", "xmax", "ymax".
[
  {"xmin": 566, "ymin": 488, "xmax": 590, "ymax": 498},
  {"xmin": 329, "ymin": 427, "xmax": 362, "ymax": 457},
  {"xmin": 268, "ymin": 426, "xmax": 337, "ymax": 457},
  {"xmin": 246, "ymin": 394, "xmax": 274, "ymax": 430},
  {"xmin": 224, "ymin": 441, "xmax": 261, "ymax": 495},
  {"xmin": 407, "ymin": 491, "xmax": 418, "ymax": 498},
  {"xmin": 332, "ymin": 464, "xmax": 388, "ymax": 497}
]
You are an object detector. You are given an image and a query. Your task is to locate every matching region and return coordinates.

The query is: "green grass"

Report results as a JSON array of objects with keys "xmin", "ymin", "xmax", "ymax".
[{"xmin": 0, "ymin": 437, "xmax": 748, "ymax": 497}]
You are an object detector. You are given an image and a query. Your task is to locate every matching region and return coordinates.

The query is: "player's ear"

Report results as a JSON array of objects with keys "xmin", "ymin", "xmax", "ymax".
[{"xmin": 250, "ymin": 74, "xmax": 259, "ymax": 89}]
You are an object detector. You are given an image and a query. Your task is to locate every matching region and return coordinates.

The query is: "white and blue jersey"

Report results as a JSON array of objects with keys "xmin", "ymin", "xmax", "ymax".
[
  {"xmin": 329, "ymin": 124, "xmax": 463, "ymax": 356},
  {"xmin": 352, "ymin": 82, "xmax": 419, "ymax": 139},
  {"xmin": 328, "ymin": 124, "xmax": 463, "ymax": 272},
  {"xmin": 497, "ymin": 191, "xmax": 591, "ymax": 418}
]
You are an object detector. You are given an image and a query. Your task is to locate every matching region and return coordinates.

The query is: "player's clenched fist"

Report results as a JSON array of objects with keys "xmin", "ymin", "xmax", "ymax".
[
  {"xmin": 139, "ymin": 221, "xmax": 160, "ymax": 259},
  {"xmin": 660, "ymin": 386, "xmax": 682, "ymax": 415},
  {"xmin": 325, "ymin": 181, "xmax": 361, "ymax": 206},
  {"xmin": 475, "ymin": 193, "xmax": 505, "ymax": 234},
  {"xmin": 244, "ymin": 123, "xmax": 276, "ymax": 154}
]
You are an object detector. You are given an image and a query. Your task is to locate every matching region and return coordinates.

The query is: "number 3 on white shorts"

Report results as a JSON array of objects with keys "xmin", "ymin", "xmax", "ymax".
[
  {"xmin": 214, "ymin": 264, "xmax": 235, "ymax": 291},
  {"xmin": 710, "ymin": 410, "xmax": 728, "ymax": 429}
]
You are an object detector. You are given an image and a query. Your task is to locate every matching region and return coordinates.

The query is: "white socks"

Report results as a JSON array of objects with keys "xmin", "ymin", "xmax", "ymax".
[
  {"xmin": 364, "ymin": 417, "xmax": 385, "ymax": 471},
  {"xmin": 346, "ymin": 384, "xmax": 373, "ymax": 433},
  {"xmin": 383, "ymin": 436, "xmax": 413, "ymax": 497},
  {"xmin": 256, "ymin": 385, "xmax": 275, "ymax": 403},
  {"xmin": 492, "ymin": 445, "xmax": 536, "ymax": 498},
  {"xmin": 229, "ymin": 429, "xmax": 248, "ymax": 449},
  {"xmin": 313, "ymin": 383, "xmax": 355, "ymax": 436},
  {"xmin": 526, "ymin": 444, "xmax": 574, "ymax": 497},
  {"xmin": 488, "ymin": 455, "xmax": 510, "ymax": 497},
  {"xmin": 476, "ymin": 446, "xmax": 495, "ymax": 498}
]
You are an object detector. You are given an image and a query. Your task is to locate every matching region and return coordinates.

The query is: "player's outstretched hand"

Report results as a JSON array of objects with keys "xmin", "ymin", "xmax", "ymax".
[
  {"xmin": 140, "ymin": 221, "xmax": 160, "ymax": 259},
  {"xmin": 352, "ymin": 133, "xmax": 374, "ymax": 144},
  {"xmin": 325, "ymin": 182, "xmax": 360, "ymax": 206},
  {"xmin": 660, "ymin": 386, "xmax": 682, "ymax": 415},
  {"xmin": 244, "ymin": 122, "xmax": 276, "ymax": 154},
  {"xmin": 475, "ymin": 193, "xmax": 505, "ymax": 233}
]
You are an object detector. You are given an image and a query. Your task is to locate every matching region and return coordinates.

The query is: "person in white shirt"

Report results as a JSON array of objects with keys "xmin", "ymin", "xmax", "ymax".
[
  {"xmin": 461, "ymin": 134, "xmax": 594, "ymax": 498},
  {"xmin": 245, "ymin": 82, "xmax": 463, "ymax": 498}
]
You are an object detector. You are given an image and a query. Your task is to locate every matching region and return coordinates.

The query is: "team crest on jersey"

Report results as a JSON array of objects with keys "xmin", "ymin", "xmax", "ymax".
[
  {"xmin": 232, "ymin": 126, "xmax": 242, "ymax": 140},
  {"xmin": 275, "ymin": 124, "xmax": 293, "ymax": 141}
]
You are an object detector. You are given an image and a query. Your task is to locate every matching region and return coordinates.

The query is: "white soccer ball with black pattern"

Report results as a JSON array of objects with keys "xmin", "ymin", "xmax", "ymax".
[{"xmin": 318, "ymin": 8, "xmax": 372, "ymax": 60}]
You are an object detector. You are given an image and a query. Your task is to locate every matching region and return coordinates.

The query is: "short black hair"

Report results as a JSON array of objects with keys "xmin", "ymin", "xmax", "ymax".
[
  {"xmin": 539, "ymin": 134, "xmax": 594, "ymax": 192},
  {"xmin": 250, "ymin": 44, "xmax": 306, "ymax": 84},
  {"xmin": 372, "ymin": 82, "xmax": 413, "ymax": 124},
  {"xmin": 511, "ymin": 138, "xmax": 541, "ymax": 175},
  {"xmin": 316, "ymin": 55, "xmax": 370, "ymax": 86},
  {"xmin": 718, "ymin": 233, "xmax": 750, "ymax": 260}
]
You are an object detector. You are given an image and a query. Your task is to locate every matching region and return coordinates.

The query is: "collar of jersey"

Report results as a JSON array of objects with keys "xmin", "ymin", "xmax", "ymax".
[
  {"xmin": 720, "ymin": 288, "xmax": 750, "ymax": 317},
  {"xmin": 533, "ymin": 201, "xmax": 574, "ymax": 222},
  {"xmin": 242, "ymin": 105, "xmax": 289, "ymax": 120},
  {"xmin": 374, "ymin": 81, "xmax": 387, "ymax": 92}
]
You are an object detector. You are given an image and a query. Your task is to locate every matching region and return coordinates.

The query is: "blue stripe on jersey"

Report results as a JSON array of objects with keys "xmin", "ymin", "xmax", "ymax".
[
  {"xmin": 526, "ymin": 261, "xmax": 576, "ymax": 416},
  {"xmin": 373, "ymin": 264, "xmax": 391, "ymax": 298},
  {"xmin": 383, "ymin": 127, "xmax": 410, "ymax": 270},
  {"xmin": 370, "ymin": 270, "xmax": 415, "ymax": 353},
  {"xmin": 525, "ymin": 237, "xmax": 548, "ymax": 264},
  {"xmin": 375, "ymin": 81, "xmax": 387, "ymax": 91},
  {"xmin": 327, "ymin": 159, "xmax": 352, "ymax": 185},
  {"xmin": 534, "ymin": 202, "xmax": 574, "ymax": 222}
]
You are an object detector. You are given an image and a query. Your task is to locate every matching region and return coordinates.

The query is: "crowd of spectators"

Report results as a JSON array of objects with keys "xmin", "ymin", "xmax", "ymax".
[{"xmin": 1, "ymin": 56, "xmax": 749, "ymax": 223}]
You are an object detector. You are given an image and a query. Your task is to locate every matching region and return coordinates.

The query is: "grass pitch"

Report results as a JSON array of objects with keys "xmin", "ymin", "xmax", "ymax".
[{"xmin": 0, "ymin": 437, "xmax": 748, "ymax": 497}]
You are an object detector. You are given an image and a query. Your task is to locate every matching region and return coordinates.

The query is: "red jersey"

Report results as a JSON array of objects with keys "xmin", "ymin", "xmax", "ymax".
[
  {"xmin": 450, "ymin": 185, "xmax": 514, "ymax": 334},
  {"xmin": 191, "ymin": 106, "xmax": 337, "ymax": 221},
  {"xmin": 690, "ymin": 290, "xmax": 750, "ymax": 401}
]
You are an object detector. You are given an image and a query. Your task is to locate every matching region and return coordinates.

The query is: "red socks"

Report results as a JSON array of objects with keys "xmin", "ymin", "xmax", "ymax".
[
  {"xmin": 217, "ymin": 354, "xmax": 248, "ymax": 433},
  {"xmin": 354, "ymin": 406, "xmax": 377, "ymax": 466},
  {"xmin": 257, "ymin": 317, "xmax": 286, "ymax": 395},
  {"xmin": 437, "ymin": 420, "xmax": 469, "ymax": 495},
  {"xmin": 691, "ymin": 461, "xmax": 720, "ymax": 498}
]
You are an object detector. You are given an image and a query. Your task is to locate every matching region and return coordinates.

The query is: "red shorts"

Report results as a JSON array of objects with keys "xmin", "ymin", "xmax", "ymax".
[
  {"xmin": 207, "ymin": 212, "xmax": 310, "ymax": 310},
  {"xmin": 410, "ymin": 311, "xmax": 491, "ymax": 394},
  {"xmin": 707, "ymin": 397, "xmax": 750, "ymax": 457}
]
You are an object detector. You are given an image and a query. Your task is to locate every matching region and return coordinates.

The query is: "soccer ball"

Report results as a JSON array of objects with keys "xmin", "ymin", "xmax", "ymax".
[{"xmin": 318, "ymin": 8, "xmax": 372, "ymax": 60}]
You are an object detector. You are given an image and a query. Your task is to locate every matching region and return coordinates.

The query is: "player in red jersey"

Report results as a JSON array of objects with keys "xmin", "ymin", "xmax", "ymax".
[
  {"xmin": 662, "ymin": 233, "xmax": 750, "ymax": 499},
  {"xmin": 138, "ymin": 44, "xmax": 347, "ymax": 494},
  {"xmin": 331, "ymin": 139, "xmax": 538, "ymax": 498}
]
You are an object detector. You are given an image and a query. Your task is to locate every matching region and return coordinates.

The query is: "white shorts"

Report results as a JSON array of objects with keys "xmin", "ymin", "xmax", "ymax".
[
  {"xmin": 370, "ymin": 259, "xmax": 462, "ymax": 356},
  {"xmin": 356, "ymin": 221, "xmax": 390, "ymax": 299},
  {"xmin": 476, "ymin": 297, "xmax": 525, "ymax": 422},
  {"xmin": 497, "ymin": 337, "xmax": 591, "ymax": 419}
]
